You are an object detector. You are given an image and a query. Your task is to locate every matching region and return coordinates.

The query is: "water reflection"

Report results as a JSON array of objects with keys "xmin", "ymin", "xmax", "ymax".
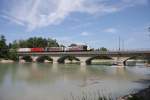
[{"xmin": 0, "ymin": 63, "xmax": 150, "ymax": 100}]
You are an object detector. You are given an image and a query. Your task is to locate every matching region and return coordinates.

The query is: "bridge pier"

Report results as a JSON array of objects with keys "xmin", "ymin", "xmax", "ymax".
[
  {"xmin": 51, "ymin": 56, "xmax": 60, "ymax": 64},
  {"xmin": 77, "ymin": 57, "xmax": 91, "ymax": 66},
  {"xmin": 19, "ymin": 56, "xmax": 22, "ymax": 61},
  {"xmin": 31, "ymin": 56, "xmax": 39, "ymax": 62},
  {"xmin": 112, "ymin": 57, "xmax": 130, "ymax": 67},
  {"xmin": 19, "ymin": 56, "xmax": 25, "ymax": 63},
  {"xmin": 17, "ymin": 51, "xmax": 150, "ymax": 66}
]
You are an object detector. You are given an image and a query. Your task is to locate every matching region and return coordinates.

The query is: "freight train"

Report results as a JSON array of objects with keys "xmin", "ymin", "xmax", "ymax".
[{"xmin": 17, "ymin": 45, "xmax": 88, "ymax": 52}]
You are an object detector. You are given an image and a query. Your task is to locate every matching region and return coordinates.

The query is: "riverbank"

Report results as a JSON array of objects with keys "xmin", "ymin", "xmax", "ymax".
[
  {"xmin": 0, "ymin": 59, "xmax": 14, "ymax": 63},
  {"xmin": 120, "ymin": 86, "xmax": 150, "ymax": 100}
]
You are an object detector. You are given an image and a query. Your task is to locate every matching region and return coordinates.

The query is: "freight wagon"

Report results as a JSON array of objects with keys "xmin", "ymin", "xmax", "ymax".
[
  {"xmin": 31, "ymin": 48, "xmax": 44, "ymax": 52},
  {"xmin": 17, "ymin": 48, "xmax": 31, "ymax": 52},
  {"xmin": 45, "ymin": 47, "xmax": 64, "ymax": 52},
  {"xmin": 66, "ymin": 45, "xmax": 87, "ymax": 51}
]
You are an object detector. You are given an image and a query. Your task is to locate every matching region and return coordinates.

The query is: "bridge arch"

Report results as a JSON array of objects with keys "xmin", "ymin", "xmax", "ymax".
[
  {"xmin": 36, "ymin": 56, "xmax": 53, "ymax": 63},
  {"xmin": 124, "ymin": 56, "xmax": 148, "ymax": 66},
  {"xmin": 58, "ymin": 55, "xmax": 80, "ymax": 64},
  {"xmin": 86, "ymin": 56, "xmax": 112, "ymax": 65},
  {"xmin": 20, "ymin": 55, "xmax": 32, "ymax": 62}
]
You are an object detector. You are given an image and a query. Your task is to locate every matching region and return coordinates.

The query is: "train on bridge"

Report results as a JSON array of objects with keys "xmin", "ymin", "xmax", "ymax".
[{"xmin": 17, "ymin": 45, "xmax": 89, "ymax": 52}]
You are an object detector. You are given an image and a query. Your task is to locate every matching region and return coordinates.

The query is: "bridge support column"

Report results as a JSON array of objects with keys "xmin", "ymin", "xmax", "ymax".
[
  {"xmin": 19, "ymin": 56, "xmax": 22, "ymax": 61},
  {"xmin": 31, "ymin": 56, "xmax": 39, "ymax": 62},
  {"xmin": 19, "ymin": 56, "xmax": 25, "ymax": 63},
  {"xmin": 145, "ymin": 60, "xmax": 150, "ymax": 67},
  {"xmin": 51, "ymin": 56, "xmax": 60, "ymax": 64},
  {"xmin": 77, "ymin": 57, "xmax": 91, "ymax": 66},
  {"xmin": 112, "ymin": 57, "xmax": 130, "ymax": 67}
]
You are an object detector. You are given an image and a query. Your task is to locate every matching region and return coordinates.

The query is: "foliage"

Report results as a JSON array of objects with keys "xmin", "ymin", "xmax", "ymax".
[
  {"xmin": 9, "ymin": 37, "xmax": 59, "ymax": 48},
  {"xmin": 8, "ymin": 40, "xmax": 19, "ymax": 49},
  {"xmin": 0, "ymin": 35, "xmax": 60, "ymax": 61},
  {"xmin": 127, "ymin": 96, "xmax": 143, "ymax": 100},
  {"xmin": 99, "ymin": 47, "xmax": 108, "ymax": 51},
  {"xmin": 8, "ymin": 50, "xmax": 18, "ymax": 61},
  {"xmin": 0, "ymin": 35, "xmax": 9, "ymax": 59}
]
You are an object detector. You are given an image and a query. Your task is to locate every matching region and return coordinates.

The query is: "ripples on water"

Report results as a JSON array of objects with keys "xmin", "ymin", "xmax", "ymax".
[{"xmin": 0, "ymin": 63, "xmax": 150, "ymax": 100}]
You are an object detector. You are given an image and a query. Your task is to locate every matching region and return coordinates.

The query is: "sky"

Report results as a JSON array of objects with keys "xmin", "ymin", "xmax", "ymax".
[{"xmin": 0, "ymin": 0, "xmax": 150, "ymax": 50}]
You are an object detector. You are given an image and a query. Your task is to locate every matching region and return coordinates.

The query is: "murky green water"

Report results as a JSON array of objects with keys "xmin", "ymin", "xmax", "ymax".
[{"xmin": 0, "ymin": 63, "xmax": 150, "ymax": 100}]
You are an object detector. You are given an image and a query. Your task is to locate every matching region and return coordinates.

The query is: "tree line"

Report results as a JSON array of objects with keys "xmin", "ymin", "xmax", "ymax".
[
  {"xmin": 9, "ymin": 37, "xmax": 59, "ymax": 49},
  {"xmin": 0, "ymin": 35, "xmax": 60, "ymax": 61},
  {"xmin": 0, "ymin": 35, "xmax": 108, "ymax": 61}
]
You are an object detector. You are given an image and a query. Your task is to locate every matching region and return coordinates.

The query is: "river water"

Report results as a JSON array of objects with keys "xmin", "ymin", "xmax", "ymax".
[{"xmin": 0, "ymin": 63, "xmax": 150, "ymax": 100}]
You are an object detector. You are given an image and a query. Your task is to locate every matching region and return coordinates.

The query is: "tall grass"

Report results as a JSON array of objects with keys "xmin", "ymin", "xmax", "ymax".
[
  {"xmin": 64, "ymin": 90, "xmax": 145, "ymax": 100},
  {"xmin": 64, "ymin": 91, "xmax": 113, "ymax": 100}
]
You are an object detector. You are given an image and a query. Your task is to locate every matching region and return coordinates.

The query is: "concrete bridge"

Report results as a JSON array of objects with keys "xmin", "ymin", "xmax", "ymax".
[{"xmin": 18, "ymin": 51, "xmax": 150, "ymax": 66}]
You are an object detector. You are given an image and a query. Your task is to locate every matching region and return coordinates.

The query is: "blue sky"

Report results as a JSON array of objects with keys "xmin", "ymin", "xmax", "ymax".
[{"xmin": 0, "ymin": 0, "xmax": 150, "ymax": 50}]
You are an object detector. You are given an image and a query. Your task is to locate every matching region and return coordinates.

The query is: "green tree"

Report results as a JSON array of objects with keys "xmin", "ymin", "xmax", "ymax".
[
  {"xmin": 7, "ymin": 37, "xmax": 60, "ymax": 61},
  {"xmin": 8, "ymin": 50, "xmax": 18, "ymax": 61},
  {"xmin": 0, "ymin": 35, "xmax": 9, "ymax": 59},
  {"xmin": 9, "ymin": 37, "xmax": 59, "ymax": 48},
  {"xmin": 9, "ymin": 40, "xmax": 20, "ymax": 49},
  {"xmin": 47, "ymin": 38, "xmax": 59, "ymax": 47},
  {"xmin": 26, "ymin": 37, "xmax": 59, "ymax": 47},
  {"xmin": 99, "ymin": 47, "xmax": 108, "ymax": 51}
]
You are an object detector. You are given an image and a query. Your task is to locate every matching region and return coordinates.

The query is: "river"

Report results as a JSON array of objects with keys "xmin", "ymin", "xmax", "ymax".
[{"xmin": 0, "ymin": 63, "xmax": 150, "ymax": 100}]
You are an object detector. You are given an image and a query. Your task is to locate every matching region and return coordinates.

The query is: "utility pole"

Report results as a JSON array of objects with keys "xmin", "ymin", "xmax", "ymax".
[
  {"xmin": 148, "ymin": 27, "xmax": 150, "ymax": 37},
  {"xmin": 122, "ymin": 39, "xmax": 124, "ymax": 51},
  {"xmin": 119, "ymin": 36, "xmax": 121, "ymax": 51}
]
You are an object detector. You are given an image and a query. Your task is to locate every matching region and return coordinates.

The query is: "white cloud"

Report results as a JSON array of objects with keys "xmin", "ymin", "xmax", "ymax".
[
  {"xmin": 1, "ymin": 0, "xmax": 148, "ymax": 31},
  {"xmin": 103, "ymin": 28, "xmax": 118, "ymax": 33},
  {"xmin": 80, "ymin": 32, "xmax": 90, "ymax": 36}
]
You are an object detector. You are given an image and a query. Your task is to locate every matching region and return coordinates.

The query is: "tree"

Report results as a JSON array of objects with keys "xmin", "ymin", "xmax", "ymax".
[
  {"xmin": 8, "ymin": 50, "xmax": 18, "ymax": 61},
  {"xmin": 47, "ymin": 38, "xmax": 59, "ymax": 47},
  {"xmin": 0, "ymin": 35, "xmax": 9, "ymax": 59},
  {"xmin": 9, "ymin": 37, "xmax": 60, "ymax": 48},
  {"xmin": 99, "ymin": 47, "xmax": 108, "ymax": 51},
  {"xmin": 9, "ymin": 40, "xmax": 20, "ymax": 49}
]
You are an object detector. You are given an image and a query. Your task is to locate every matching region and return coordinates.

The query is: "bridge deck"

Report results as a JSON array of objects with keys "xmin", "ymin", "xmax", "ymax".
[{"xmin": 17, "ymin": 51, "xmax": 150, "ymax": 57}]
